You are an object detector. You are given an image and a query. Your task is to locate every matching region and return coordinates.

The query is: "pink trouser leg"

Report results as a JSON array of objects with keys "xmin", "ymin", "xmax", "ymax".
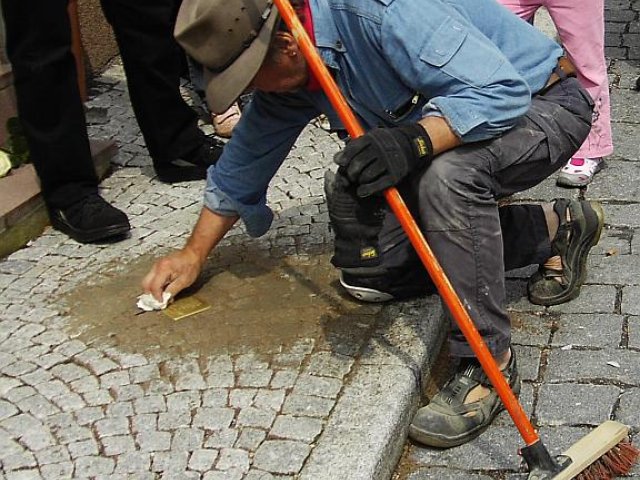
[{"xmin": 497, "ymin": 0, "xmax": 613, "ymax": 158}]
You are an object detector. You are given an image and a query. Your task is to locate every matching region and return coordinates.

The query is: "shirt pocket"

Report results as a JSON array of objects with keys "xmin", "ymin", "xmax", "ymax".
[{"xmin": 420, "ymin": 16, "xmax": 504, "ymax": 88}]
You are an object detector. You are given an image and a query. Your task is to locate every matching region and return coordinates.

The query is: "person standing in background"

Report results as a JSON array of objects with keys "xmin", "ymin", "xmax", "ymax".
[
  {"xmin": 1, "ymin": 0, "xmax": 225, "ymax": 243},
  {"xmin": 496, "ymin": 0, "xmax": 613, "ymax": 187}
]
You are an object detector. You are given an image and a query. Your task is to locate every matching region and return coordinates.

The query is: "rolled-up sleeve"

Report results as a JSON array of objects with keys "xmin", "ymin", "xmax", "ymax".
[
  {"xmin": 203, "ymin": 91, "xmax": 320, "ymax": 237},
  {"xmin": 381, "ymin": 0, "xmax": 532, "ymax": 142}
]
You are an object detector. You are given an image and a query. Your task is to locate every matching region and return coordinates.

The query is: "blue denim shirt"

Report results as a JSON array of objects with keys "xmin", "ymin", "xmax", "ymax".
[{"xmin": 205, "ymin": 0, "xmax": 563, "ymax": 237}]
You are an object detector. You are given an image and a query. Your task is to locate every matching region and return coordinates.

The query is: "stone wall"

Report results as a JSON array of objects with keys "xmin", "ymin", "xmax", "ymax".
[{"xmin": 77, "ymin": 0, "xmax": 119, "ymax": 76}]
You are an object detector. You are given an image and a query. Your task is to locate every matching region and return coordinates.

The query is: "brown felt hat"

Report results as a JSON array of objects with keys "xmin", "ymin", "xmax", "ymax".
[{"xmin": 175, "ymin": 0, "xmax": 280, "ymax": 114}]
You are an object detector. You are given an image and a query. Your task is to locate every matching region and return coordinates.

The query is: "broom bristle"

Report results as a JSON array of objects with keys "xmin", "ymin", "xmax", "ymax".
[{"xmin": 574, "ymin": 440, "xmax": 639, "ymax": 480}]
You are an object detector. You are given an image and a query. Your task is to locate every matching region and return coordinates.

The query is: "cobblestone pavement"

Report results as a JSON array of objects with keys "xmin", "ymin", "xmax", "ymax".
[
  {"xmin": 1, "ymin": 3, "xmax": 640, "ymax": 480},
  {"xmin": 0, "ymin": 60, "xmax": 445, "ymax": 479}
]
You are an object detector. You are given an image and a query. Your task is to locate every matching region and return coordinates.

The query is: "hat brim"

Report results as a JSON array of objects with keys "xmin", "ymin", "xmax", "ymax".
[{"xmin": 205, "ymin": 7, "xmax": 280, "ymax": 114}]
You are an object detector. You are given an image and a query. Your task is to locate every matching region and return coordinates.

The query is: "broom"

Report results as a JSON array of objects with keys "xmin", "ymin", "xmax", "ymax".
[{"xmin": 271, "ymin": 0, "xmax": 640, "ymax": 478}]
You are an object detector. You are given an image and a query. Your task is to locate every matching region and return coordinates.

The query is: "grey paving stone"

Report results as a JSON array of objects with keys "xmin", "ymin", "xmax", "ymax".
[
  {"xmin": 551, "ymin": 313, "xmax": 624, "ymax": 348},
  {"xmin": 408, "ymin": 425, "xmax": 523, "ymax": 471},
  {"xmin": 234, "ymin": 428, "xmax": 267, "ymax": 451},
  {"xmin": 82, "ymin": 389, "xmax": 113, "ymax": 407},
  {"xmin": 74, "ymin": 406, "xmax": 104, "ymax": 426},
  {"xmin": 69, "ymin": 375, "xmax": 99, "ymax": 394},
  {"xmin": 192, "ymin": 407, "xmax": 235, "ymax": 430},
  {"xmin": 216, "ymin": 447, "xmax": 251, "ymax": 473},
  {"xmin": 202, "ymin": 389, "xmax": 228, "ymax": 407},
  {"xmin": 236, "ymin": 407, "xmax": 277, "ymax": 429},
  {"xmin": 2, "ymin": 451, "xmax": 38, "ymax": 472},
  {"xmin": 229, "ymin": 389, "xmax": 258, "ymax": 408},
  {"xmin": 133, "ymin": 395, "xmax": 166, "ymax": 414},
  {"xmin": 158, "ymin": 410, "xmax": 191, "ymax": 430},
  {"xmin": 270, "ymin": 370, "xmax": 299, "ymax": 389},
  {"xmin": 66, "ymin": 438, "xmax": 99, "ymax": 459},
  {"xmin": 617, "ymin": 387, "xmax": 640, "ymax": 429},
  {"xmin": 136, "ymin": 431, "xmax": 171, "ymax": 452},
  {"xmin": 105, "ymin": 401, "xmax": 134, "ymax": 417},
  {"xmin": 187, "ymin": 448, "xmax": 219, "ymax": 472},
  {"xmin": 622, "ymin": 288, "xmax": 640, "ymax": 315},
  {"xmin": 74, "ymin": 456, "xmax": 115, "ymax": 477},
  {"xmin": 270, "ymin": 415, "xmax": 323, "ymax": 443},
  {"xmin": 95, "ymin": 416, "xmax": 130, "ymax": 438},
  {"xmin": 587, "ymin": 253, "xmax": 640, "ymax": 285},
  {"xmin": 5, "ymin": 469, "xmax": 43, "ymax": 480},
  {"xmin": 34, "ymin": 446, "xmax": 70, "ymax": 466},
  {"xmin": 304, "ymin": 351, "xmax": 354, "ymax": 378},
  {"xmin": 203, "ymin": 470, "xmax": 243, "ymax": 480},
  {"xmin": 101, "ymin": 435, "xmax": 136, "ymax": 456},
  {"xmin": 40, "ymin": 462, "xmax": 73, "ymax": 480},
  {"xmin": 0, "ymin": 399, "xmax": 18, "ymax": 421},
  {"xmin": 129, "ymin": 364, "xmax": 160, "ymax": 384},
  {"xmin": 546, "ymin": 348, "xmax": 640, "ymax": 384},
  {"xmin": 630, "ymin": 315, "xmax": 640, "ymax": 349},
  {"xmin": 238, "ymin": 370, "xmax": 273, "ymax": 388},
  {"xmin": 281, "ymin": 394, "xmax": 334, "ymax": 418},
  {"xmin": 167, "ymin": 391, "xmax": 201, "ymax": 412},
  {"xmin": 131, "ymin": 413, "xmax": 157, "ymax": 433},
  {"xmin": 253, "ymin": 440, "xmax": 311, "ymax": 474},
  {"xmin": 407, "ymin": 469, "xmax": 494, "ymax": 480},
  {"xmin": 171, "ymin": 428, "xmax": 205, "ymax": 451},
  {"xmin": 537, "ymin": 383, "xmax": 622, "ymax": 426},
  {"xmin": 204, "ymin": 428, "xmax": 238, "ymax": 449},
  {"xmin": 293, "ymin": 374, "xmax": 342, "ymax": 399},
  {"xmin": 114, "ymin": 451, "xmax": 151, "ymax": 474},
  {"xmin": 548, "ymin": 284, "xmax": 618, "ymax": 314},
  {"xmin": 151, "ymin": 450, "xmax": 189, "ymax": 474}
]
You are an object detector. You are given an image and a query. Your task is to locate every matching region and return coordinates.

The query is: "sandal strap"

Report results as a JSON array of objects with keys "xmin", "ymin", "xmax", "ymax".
[{"xmin": 436, "ymin": 352, "xmax": 517, "ymax": 409}]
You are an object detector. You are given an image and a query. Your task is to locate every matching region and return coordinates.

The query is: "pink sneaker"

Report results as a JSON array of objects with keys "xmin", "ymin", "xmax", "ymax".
[{"xmin": 556, "ymin": 157, "xmax": 604, "ymax": 187}]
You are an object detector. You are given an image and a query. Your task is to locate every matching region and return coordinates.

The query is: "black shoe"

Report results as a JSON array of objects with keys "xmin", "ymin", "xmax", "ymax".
[
  {"xmin": 155, "ymin": 135, "xmax": 225, "ymax": 183},
  {"xmin": 409, "ymin": 350, "xmax": 520, "ymax": 448},
  {"xmin": 528, "ymin": 199, "xmax": 604, "ymax": 306},
  {"xmin": 49, "ymin": 194, "xmax": 130, "ymax": 243}
]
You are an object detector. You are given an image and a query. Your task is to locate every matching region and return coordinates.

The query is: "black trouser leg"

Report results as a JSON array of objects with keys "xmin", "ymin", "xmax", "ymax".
[
  {"xmin": 1, "ymin": 0, "xmax": 98, "ymax": 209},
  {"xmin": 100, "ymin": 0, "xmax": 203, "ymax": 166}
]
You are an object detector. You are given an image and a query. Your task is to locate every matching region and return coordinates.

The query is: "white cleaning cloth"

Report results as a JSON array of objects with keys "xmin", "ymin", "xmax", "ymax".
[{"xmin": 137, "ymin": 292, "xmax": 172, "ymax": 311}]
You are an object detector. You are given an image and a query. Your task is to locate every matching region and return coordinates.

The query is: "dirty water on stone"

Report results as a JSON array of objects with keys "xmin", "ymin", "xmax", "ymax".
[{"xmin": 61, "ymin": 250, "xmax": 381, "ymax": 357}]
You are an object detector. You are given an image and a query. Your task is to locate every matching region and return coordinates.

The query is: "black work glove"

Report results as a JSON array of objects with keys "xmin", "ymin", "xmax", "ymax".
[
  {"xmin": 334, "ymin": 123, "xmax": 433, "ymax": 197},
  {"xmin": 324, "ymin": 170, "xmax": 386, "ymax": 272}
]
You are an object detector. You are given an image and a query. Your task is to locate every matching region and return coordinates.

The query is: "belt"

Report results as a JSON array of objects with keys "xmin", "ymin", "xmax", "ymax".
[{"xmin": 541, "ymin": 56, "xmax": 577, "ymax": 93}]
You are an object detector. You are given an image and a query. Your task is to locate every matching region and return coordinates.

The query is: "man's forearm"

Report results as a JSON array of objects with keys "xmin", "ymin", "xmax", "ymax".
[
  {"xmin": 185, "ymin": 207, "xmax": 239, "ymax": 264},
  {"xmin": 418, "ymin": 115, "xmax": 463, "ymax": 155}
]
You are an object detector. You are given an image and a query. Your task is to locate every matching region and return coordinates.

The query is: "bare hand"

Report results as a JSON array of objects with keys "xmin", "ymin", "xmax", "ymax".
[{"xmin": 142, "ymin": 247, "xmax": 203, "ymax": 302}]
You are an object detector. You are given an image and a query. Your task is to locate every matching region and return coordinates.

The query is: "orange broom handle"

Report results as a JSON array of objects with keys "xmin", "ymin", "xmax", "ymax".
[{"xmin": 273, "ymin": 0, "xmax": 540, "ymax": 446}]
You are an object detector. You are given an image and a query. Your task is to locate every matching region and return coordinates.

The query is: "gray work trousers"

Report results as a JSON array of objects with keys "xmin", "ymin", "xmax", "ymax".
[{"xmin": 372, "ymin": 77, "xmax": 594, "ymax": 358}]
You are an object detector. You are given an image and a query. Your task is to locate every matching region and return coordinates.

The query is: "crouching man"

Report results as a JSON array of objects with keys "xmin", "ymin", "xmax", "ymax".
[{"xmin": 142, "ymin": 0, "xmax": 602, "ymax": 447}]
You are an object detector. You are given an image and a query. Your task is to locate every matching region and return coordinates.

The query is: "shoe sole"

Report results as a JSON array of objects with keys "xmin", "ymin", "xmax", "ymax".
[
  {"xmin": 556, "ymin": 161, "xmax": 604, "ymax": 188},
  {"xmin": 339, "ymin": 272, "xmax": 394, "ymax": 303},
  {"xmin": 51, "ymin": 219, "xmax": 130, "ymax": 244},
  {"xmin": 529, "ymin": 201, "xmax": 604, "ymax": 306},
  {"xmin": 408, "ymin": 372, "xmax": 522, "ymax": 449}
]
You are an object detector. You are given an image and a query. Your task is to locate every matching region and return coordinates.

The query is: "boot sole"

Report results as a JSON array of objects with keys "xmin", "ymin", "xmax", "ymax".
[
  {"xmin": 529, "ymin": 201, "xmax": 604, "ymax": 306},
  {"xmin": 51, "ymin": 218, "xmax": 130, "ymax": 244}
]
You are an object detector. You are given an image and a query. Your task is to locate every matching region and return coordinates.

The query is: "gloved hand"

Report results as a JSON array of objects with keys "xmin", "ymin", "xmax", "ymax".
[
  {"xmin": 324, "ymin": 170, "xmax": 386, "ymax": 272},
  {"xmin": 334, "ymin": 123, "xmax": 433, "ymax": 197}
]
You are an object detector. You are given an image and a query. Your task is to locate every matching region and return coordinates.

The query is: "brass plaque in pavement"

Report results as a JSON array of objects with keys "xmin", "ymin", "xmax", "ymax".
[{"xmin": 163, "ymin": 295, "xmax": 211, "ymax": 321}]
